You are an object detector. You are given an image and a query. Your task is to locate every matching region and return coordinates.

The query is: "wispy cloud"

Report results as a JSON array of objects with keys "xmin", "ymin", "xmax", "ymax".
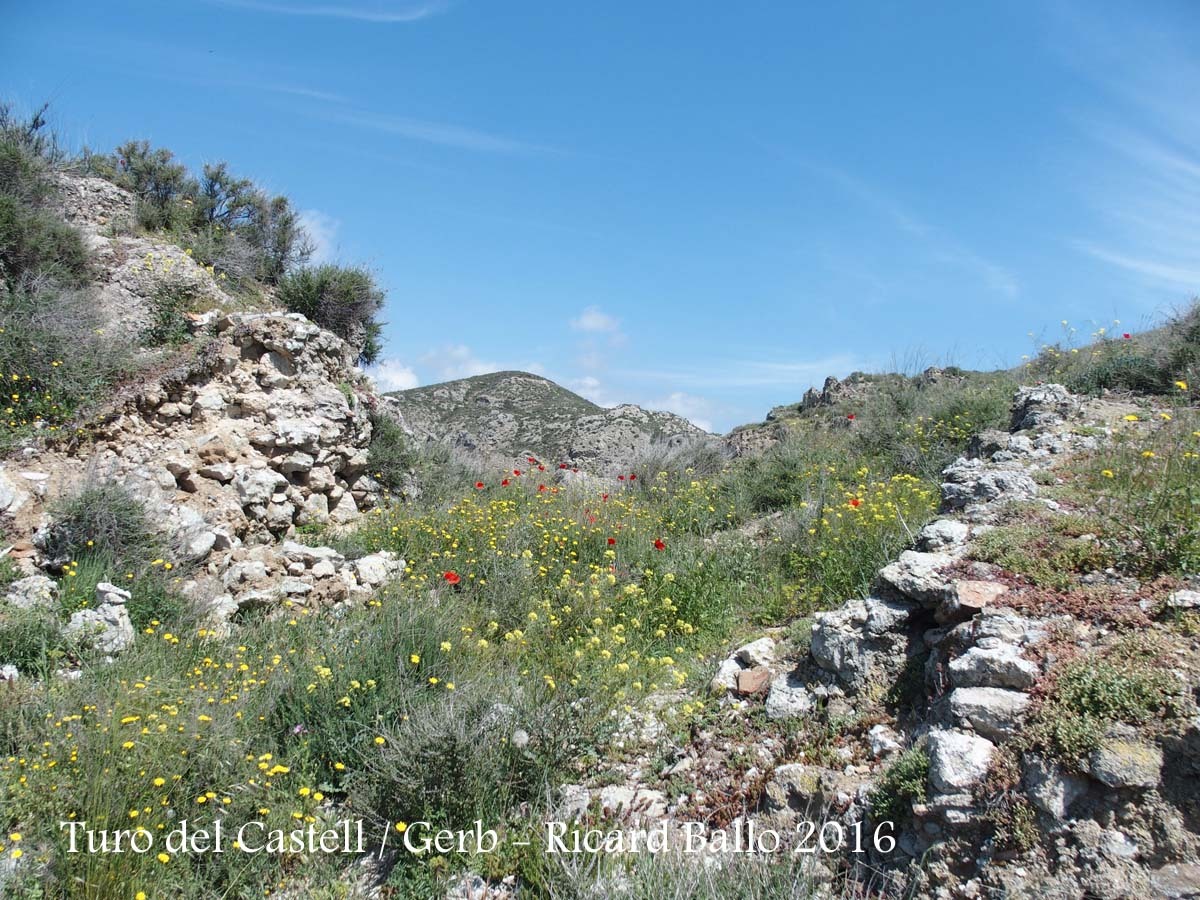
[
  {"xmin": 790, "ymin": 158, "xmax": 1020, "ymax": 299},
  {"xmin": 626, "ymin": 353, "xmax": 867, "ymax": 390},
  {"xmin": 1055, "ymin": 3, "xmax": 1200, "ymax": 297},
  {"xmin": 330, "ymin": 109, "xmax": 554, "ymax": 155},
  {"xmin": 208, "ymin": 0, "xmax": 452, "ymax": 23}
]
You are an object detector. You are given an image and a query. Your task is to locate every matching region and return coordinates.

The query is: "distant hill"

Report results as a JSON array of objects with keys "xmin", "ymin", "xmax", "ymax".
[{"xmin": 386, "ymin": 371, "xmax": 713, "ymax": 474}]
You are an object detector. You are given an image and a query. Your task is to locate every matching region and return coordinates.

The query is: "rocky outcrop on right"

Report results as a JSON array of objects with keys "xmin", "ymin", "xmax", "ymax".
[{"xmin": 712, "ymin": 384, "xmax": 1200, "ymax": 898}]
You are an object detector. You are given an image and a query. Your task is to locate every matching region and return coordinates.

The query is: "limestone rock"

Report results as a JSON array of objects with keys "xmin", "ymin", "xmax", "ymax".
[
  {"xmin": 1024, "ymin": 755, "xmax": 1088, "ymax": 819},
  {"xmin": 948, "ymin": 686, "xmax": 1030, "ymax": 741},
  {"xmin": 927, "ymin": 728, "xmax": 995, "ymax": 793},
  {"xmin": 1088, "ymin": 738, "xmax": 1162, "ymax": 789},
  {"xmin": 916, "ymin": 518, "xmax": 970, "ymax": 551},
  {"xmin": 765, "ymin": 672, "xmax": 813, "ymax": 720},
  {"xmin": 710, "ymin": 658, "xmax": 742, "ymax": 693},
  {"xmin": 949, "ymin": 645, "xmax": 1038, "ymax": 690},
  {"xmin": 878, "ymin": 551, "xmax": 957, "ymax": 606},
  {"xmin": 4, "ymin": 575, "xmax": 59, "ymax": 610},
  {"xmin": 734, "ymin": 637, "xmax": 776, "ymax": 668},
  {"xmin": 64, "ymin": 602, "xmax": 134, "ymax": 655},
  {"xmin": 1010, "ymin": 384, "xmax": 1077, "ymax": 431}
]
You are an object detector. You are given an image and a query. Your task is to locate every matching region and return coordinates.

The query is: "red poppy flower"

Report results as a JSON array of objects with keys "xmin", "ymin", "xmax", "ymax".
[
  {"xmin": 653, "ymin": 538, "xmax": 665, "ymax": 551},
  {"xmin": 572, "ymin": 468, "xmax": 578, "ymax": 473},
  {"xmin": 846, "ymin": 414, "xmax": 856, "ymax": 421},
  {"xmin": 474, "ymin": 481, "xmax": 485, "ymax": 489},
  {"xmin": 601, "ymin": 493, "xmax": 609, "ymax": 502},
  {"xmin": 617, "ymin": 475, "xmax": 625, "ymax": 481},
  {"xmin": 513, "ymin": 469, "xmax": 522, "ymax": 476},
  {"xmin": 1123, "ymin": 333, "xmax": 1132, "ymax": 340},
  {"xmin": 629, "ymin": 473, "xmax": 637, "ymax": 480},
  {"xmin": 501, "ymin": 478, "xmax": 510, "ymax": 486},
  {"xmin": 849, "ymin": 498, "xmax": 862, "ymax": 508},
  {"xmin": 607, "ymin": 537, "xmax": 616, "ymax": 545},
  {"xmin": 558, "ymin": 463, "xmax": 568, "ymax": 469},
  {"xmin": 527, "ymin": 457, "xmax": 537, "ymax": 464},
  {"xmin": 443, "ymin": 571, "xmax": 461, "ymax": 585},
  {"xmin": 538, "ymin": 465, "xmax": 545, "ymax": 472},
  {"xmin": 538, "ymin": 484, "xmax": 546, "ymax": 492}
]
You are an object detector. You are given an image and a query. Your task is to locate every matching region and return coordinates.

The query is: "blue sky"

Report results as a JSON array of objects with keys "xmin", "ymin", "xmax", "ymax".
[{"xmin": 3, "ymin": 1, "xmax": 1198, "ymax": 431}]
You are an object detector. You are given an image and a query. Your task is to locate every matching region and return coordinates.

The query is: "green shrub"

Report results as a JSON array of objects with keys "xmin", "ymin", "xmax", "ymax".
[
  {"xmin": 868, "ymin": 748, "xmax": 928, "ymax": 824},
  {"xmin": 0, "ymin": 104, "xmax": 90, "ymax": 291},
  {"xmin": 367, "ymin": 410, "xmax": 417, "ymax": 492},
  {"xmin": 0, "ymin": 283, "xmax": 132, "ymax": 449},
  {"xmin": 41, "ymin": 481, "xmax": 161, "ymax": 572},
  {"xmin": 141, "ymin": 281, "xmax": 201, "ymax": 347},
  {"xmin": 1026, "ymin": 636, "xmax": 1190, "ymax": 766},
  {"xmin": 277, "ymin": 264, "xmax": 384, "ymax": 363},
  {"xmin": 0, "ymin": 195, "xmax": 91, "ymax": 289},
  {"xmin": 109, "ymin": 140, "xmax": 195, "ymax": 231},
  {"xmin": 0, "ymin": 605, "xmax": 63, "ymax": 676}
]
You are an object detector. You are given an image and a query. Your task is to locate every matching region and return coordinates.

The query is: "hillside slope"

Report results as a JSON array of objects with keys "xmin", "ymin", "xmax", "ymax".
[{"xmin": 388, "ymin": 370, "xmax": 714, "ymax": 474}]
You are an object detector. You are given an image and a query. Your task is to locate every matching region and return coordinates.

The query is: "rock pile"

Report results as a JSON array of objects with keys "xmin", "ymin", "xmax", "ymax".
[{"xmin": 703, "ymin": 384, "xmax": 1200, "ymax": 897}]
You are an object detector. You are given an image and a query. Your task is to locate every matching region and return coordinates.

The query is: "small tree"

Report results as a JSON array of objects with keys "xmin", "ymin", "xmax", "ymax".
[
  {"xmin": 110, "ymin": 140, "xmax": 195, "ymax": 230},
  {"xmin": 277, "ymin": 264, "xmax": 384, "ymax": 364}
]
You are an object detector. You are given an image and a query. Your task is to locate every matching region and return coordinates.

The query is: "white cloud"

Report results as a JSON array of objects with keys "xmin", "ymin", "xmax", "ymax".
[
  {"xmin": 209, "ymin": 0, "xmax": 451, "ymax": 23},
  {"xmin": 567, "ymin": 375, "xmax": 617, "ymax": 407},
  {"xmin": 367, "ymin": 358, "xmax": 419, "ymax": 392},
  {"xmin": 646, "ymin": 391, "xmax": 714, "ymax": 433},
  {"xmin": 420, "ymin": 344, "xmax": 499, "ymax": 380},
  {"xmin": 298, "ymin": 209, "xmax": 340, "ymax": 264},
  {"xmin": 570, "ymin": 306, "xmax": 622, "ymax": 334}
]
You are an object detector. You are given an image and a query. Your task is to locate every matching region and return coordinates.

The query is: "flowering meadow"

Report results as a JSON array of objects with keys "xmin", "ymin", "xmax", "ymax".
[{"xmin": 0, "ymin": 433, "xmax": 948, "ymax": 898}]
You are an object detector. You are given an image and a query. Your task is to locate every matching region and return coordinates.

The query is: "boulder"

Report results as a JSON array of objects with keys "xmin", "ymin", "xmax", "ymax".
[
  {"xmin": 878, "ymin": 551, "xmax": 957, "ymax": 606},
  {"xmin": 1010, "ymin": 384, "xmax": 1077, "ymax": 431},
  {"xmin": 734, "ymin": 637, "xmax": 776, "ymax": 668},
  {"xmin": 927, "ymin": 728, "xmax": 995, "ymax": 793},
  {"xmin": 1024, "ymin": 755, "xmax": 1088, "ymax": 820},
  {"xmin": 234, "ymin": 467, "xmax": 288, "ymax": 506},
  {"xmin": 63, "ymin": 603, "xmax": 134, "ymax": 654},
  {"xmin": 4, "ymin": 575, "xmax": 59, "ymax": 610},
  {"xmin": 765, "ymin": 672, "xmax": 813, "ymax": 720},
  {"xmin": 948, "ymin": 686, "xmax": 1030, "ymax": 741},
  {"xmin": 710, "ymin": 658, "xmax": 742, "ymax": 693},
  {"xmin": 916, "ymin": 518, "xmax": 970, "ymax": 551},
  {"xmin": 937, "ymin": 580, "xmax": 1008, "ymax": 623},
  {"xmin": 735, "ymin": 666, "xmax": 772, "ymax": 696},
  {"xmin": 95, "ymin": 582, "xmax": 132, "ymax": 606},
  {"xmin": 1088, "ymin": 738, "xmax": 1162, "ymax": 789},
  {"xmin": 949, "ymin": 645, "xmax": 1038, "ymax": 690}
]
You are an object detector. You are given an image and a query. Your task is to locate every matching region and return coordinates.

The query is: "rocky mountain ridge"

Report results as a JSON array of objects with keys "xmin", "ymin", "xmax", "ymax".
[{"xmin": 386, "ymin": 369, "xmax": 714, "ymax": 474}]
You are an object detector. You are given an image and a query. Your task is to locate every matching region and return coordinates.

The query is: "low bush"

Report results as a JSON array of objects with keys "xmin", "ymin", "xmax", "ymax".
[
  {"xmin": 367, "ymin": 410, "xmax": 418, "ymax": 492},
  {"xmin": 41, "ymin": 480, "xmax": 161, "ymax": 572},
  {"xmin": 277, "ymin": 264, "xmax": 384, "ymax": 364},
  {"xmin": 868, "ymin": 748, "xmax": 928, "ymax": 825},
  {"xmin": 1025, "ymin": 635, "xmax": 1190, "ymax": 766},
  {"xmin": 0, "ymin": 283, "xmax": 133, "ymax": 449},
  {"xmin": 0, "ymin": 605, "xmax": 63, "ymax": 677}
]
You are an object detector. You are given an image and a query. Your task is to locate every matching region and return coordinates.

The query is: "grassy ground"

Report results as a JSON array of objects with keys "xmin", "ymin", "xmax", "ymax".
[{"xmin": 4, "ymin": 327, "xmax": 1198, "ymax": 896}]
